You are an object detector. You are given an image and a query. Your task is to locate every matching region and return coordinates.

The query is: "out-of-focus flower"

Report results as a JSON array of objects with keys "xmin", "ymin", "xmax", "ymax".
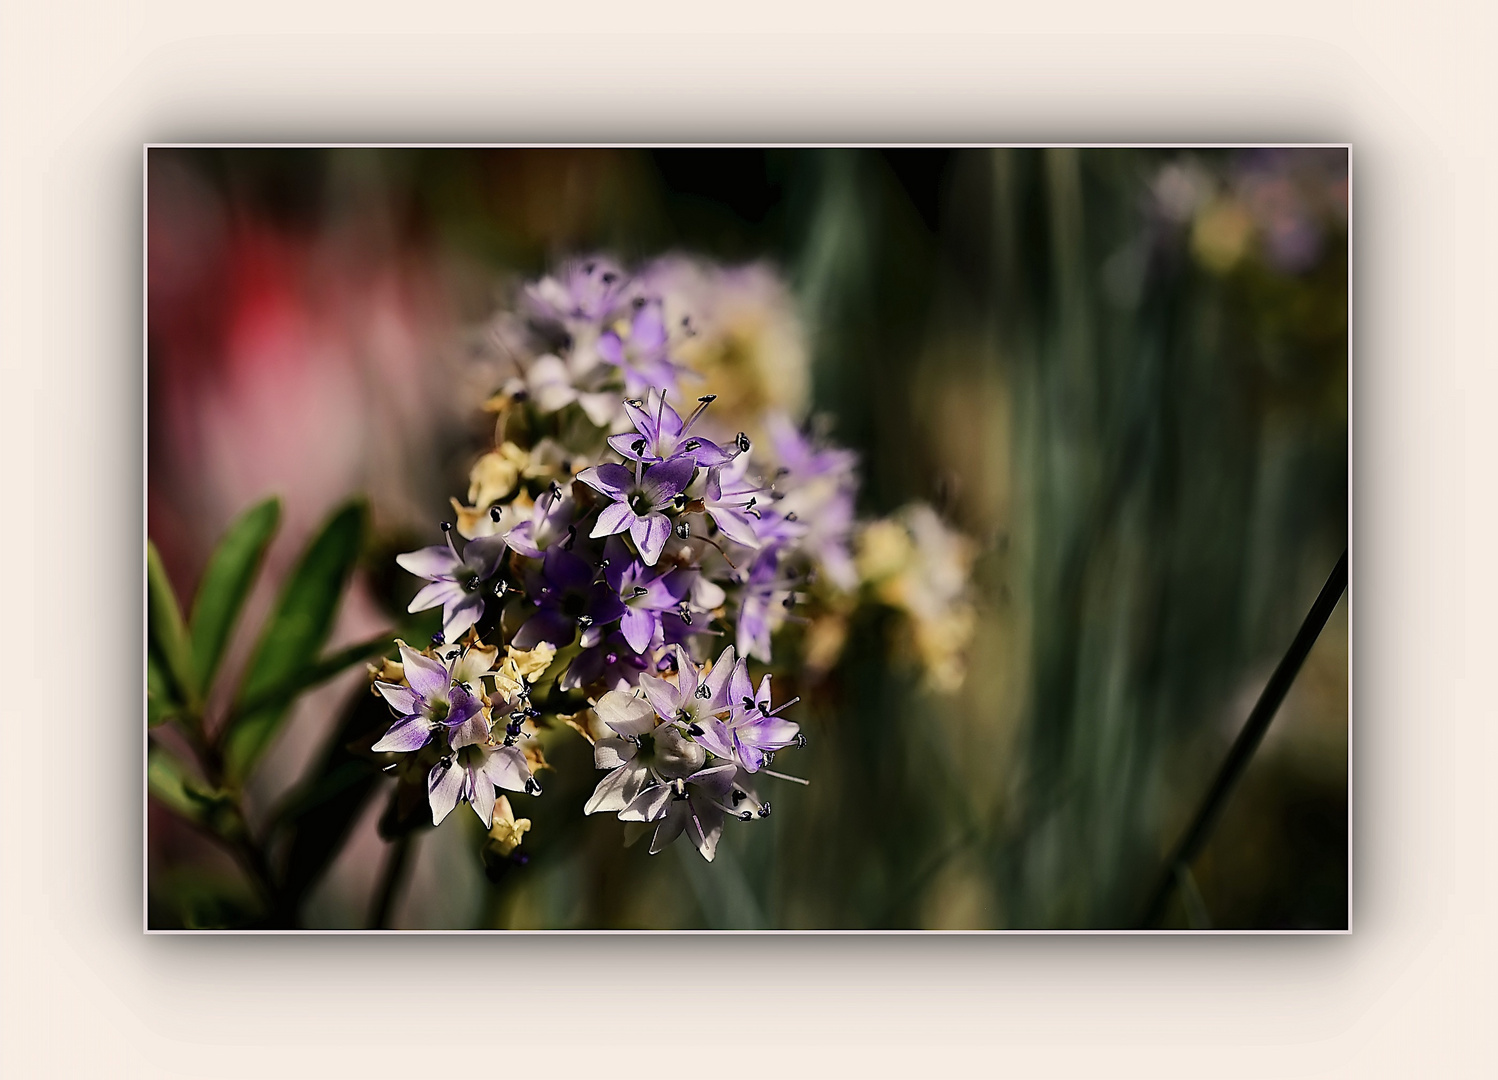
[
  {"xmin": 857, "ymin": 503, "xmax": 977, "ymax": 692},
  {"xmin": 640, "ymin": 256, "xmax": 811, "ymax": 444},
  {"xmin": 397, "ymin": 526, "xmax": 509, "ymax": 642},
  {"xmin": 467, "ymin": 442, "xmax": 530, "ymax": 508},
  {"xmin": 598, "ymin": 298, "xmax": 689, "ymax": 399},
  {"xmin": 503, "ymin": 486, "xmax": 576, "ymax": 558},
  {"xmin": 736, "ymin": 548, "xmax": 793, "ymax": 662}
]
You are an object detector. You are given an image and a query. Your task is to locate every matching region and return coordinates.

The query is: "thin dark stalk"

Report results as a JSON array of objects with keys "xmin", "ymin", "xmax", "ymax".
[
  {"xmin": 1138, "ymin": 549, "xmax": 1348, "ymax": 929},
  {"xmin": 368, "ymin": 833, "xmax": 415, "ymax": 930}
]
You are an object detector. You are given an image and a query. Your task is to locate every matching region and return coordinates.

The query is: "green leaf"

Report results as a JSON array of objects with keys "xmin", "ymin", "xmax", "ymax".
[
  {"xmin": 234, "ymin": 633, "xmax": 393, "ymax": 717},
  {"xmin": 224, "ymin": 500, "xmax": 368, "ymax": 781},
  {"xmin": 147, "ymin": 742, "xmax": 229, "ymax": 826},
  {"xmin": 189, "ymin": 497, "xmax": 281, "ymax": 694},
  {"xmin": 146, "ymin": 651, "xmax": 178, "ymax": 727},
  {"xmin": 147, "ymin": 542, "xmax": 196, "ymax": 708}
]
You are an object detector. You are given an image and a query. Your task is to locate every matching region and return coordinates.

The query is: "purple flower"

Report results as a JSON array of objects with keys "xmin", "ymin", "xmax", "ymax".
[
  {"xmin": 637, "ymin": 644, "xmax": 738, "ymax": 732},
  {"xmin": 371, "ymin": 643, "xmax": 486, "ymax": 753},
  {"xmin": 603, "ymin": 546, "xmax": 696, "ymax": 653},
  {"xmin": 512, "ymin": 545, "xmax": 626, "ymax": 650},
  {"xmin": 560, "ymin": 631, "xmax": 651, "ymax": 694},
  {"xmin": 701, "ymin": 458, "xmax": 768, "ymax": 548},
  {"xmin": 525, "ymin": 256, "xmax": 631, "ymax": 324},
  {"xmin": 397, "ymin": 527, "xmax": 508, "ymax": 642},
  {"xmin": 735, "ymin": 548, "xmax": 792, "ymax": 662},
  {"xmin": 606, "ymin": 389, "xmax": 740, "ymax": 469},
  {"xmin": 695, "ymin": 664, "xmax": 802, "ymax": 773},
  {"xmin": 578, "ymin": 456, "xmax": 695, "ymax": 566},
  {"xmin": 428, "ymin": 741, "xmax": 539, "ymax": 828},
  {"xmin": 503, "ymin": 486, "xmax": 576, "ymax": 560},
  {"xmin": 596, "ymin": 297, "xmax": 686, "ymax": 398}
]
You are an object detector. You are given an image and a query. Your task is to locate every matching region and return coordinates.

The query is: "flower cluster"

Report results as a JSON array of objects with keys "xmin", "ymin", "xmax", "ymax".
[{"xmin": 369, "ymin": 254, "xmax": 971, "ymax": 863}]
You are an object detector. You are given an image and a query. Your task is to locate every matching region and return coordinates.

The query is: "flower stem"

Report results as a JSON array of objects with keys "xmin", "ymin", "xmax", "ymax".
[{"xmin": 1137, "ymin": 548, "xmax": 1348, "ymax": 929}]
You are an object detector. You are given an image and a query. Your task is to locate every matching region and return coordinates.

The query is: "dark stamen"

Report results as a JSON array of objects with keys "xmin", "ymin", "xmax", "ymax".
[{"xmin": 675, "ymin": 522, "xmax": 690, "ymax": 540}]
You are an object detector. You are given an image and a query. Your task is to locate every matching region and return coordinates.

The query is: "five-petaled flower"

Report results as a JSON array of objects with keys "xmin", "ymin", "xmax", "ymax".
[
  {"xmin": 397, "ymin": 527, "xmax": 508, "ymax": 641},
  {"xmin": 578, "ymin": 456, "xmax": 696, "ymax": 566}
]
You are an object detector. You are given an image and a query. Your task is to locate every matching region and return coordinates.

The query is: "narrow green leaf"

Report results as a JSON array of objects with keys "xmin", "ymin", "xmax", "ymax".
[
  {"xmin": 147, "ymin": 542, "xmax": 196, "ymax": 707},
  {"xmin": 235, "ymin": 633, "xmax": 393, "ymax": 717},
  {"xmin": 189, "ymin": 496, "xmax": 281, "ymax": 693},
  {"xmin": 223, "ymin": 500, "xmax": 368, "ymax": 780},
  {"xmin": 146, "ymin": 651, "xmax": 178, "ymax": 727},
  {"xmin": 147, "ymin": 742, "xmax": 224, "ymax": 825}
]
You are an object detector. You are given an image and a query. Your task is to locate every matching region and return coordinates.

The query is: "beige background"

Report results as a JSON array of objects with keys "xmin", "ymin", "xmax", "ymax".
[{"xmin": 1, "ymin": 1, "xmax": 1491, "ymax": 1076}]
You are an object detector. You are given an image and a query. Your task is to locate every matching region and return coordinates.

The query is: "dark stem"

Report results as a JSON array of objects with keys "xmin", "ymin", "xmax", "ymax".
[
  {"xmin": 1137, "ymin": 548, "xmax": 1348, "ymax": 929},
  {"xmin": 368, "ymin": 833, "xmax": 415, "ymax": 929}
]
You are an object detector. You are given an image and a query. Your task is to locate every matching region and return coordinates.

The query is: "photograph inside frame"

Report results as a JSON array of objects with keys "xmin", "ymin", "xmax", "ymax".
[{"xmin": 145, "ymin": 146, "xmax": 1349, "ymax": 931}]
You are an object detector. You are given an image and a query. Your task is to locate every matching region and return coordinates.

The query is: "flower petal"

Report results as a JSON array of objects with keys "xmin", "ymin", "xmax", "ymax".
[
  {"xmin": 578, "ymin": 463, "xmax": 633, "ymax": 499},
  {"xmin": 442, "ymin": 593, "xmax": 485, "ymax": 641},
  {"xmin": 630, "ymin": 512, "xmax": 671, "ymax": 566},
  {"xmin": 396, "ymin": 545, "xmax": 463, "ymax": 581},
  {"xmin": 649, "ymin": 802, "xmax": 688, "ymax": 853},
  {"xmin": 374, "ymin": 681, "xmax": 420, "ymax": 716},
  {"xmin": 638, "ymin": 673, "xmax": 682, "ymax": 722},
  {"xmin": 428, "ymin": 761, "xmax": 466, "ymax": 825},
  {"xmin": 399, "ymin": 644, "xmax": 451, "ymax": 702},
  {"xmin": 619, "ymin": 607, "xmax": 657, "ymax": 654},
  {"xmin": 591, "ymin": 500, "xmax": 636, "ymax": 539},
  {"xmin": 483, "ymin": 745, "xmax": 533, "ymax": 793},
  {"xmin": 462, "ymin": 533, "xmax": 509, "ymax": 580},
  {"xmin": 512, "ymin": 609, "xmax": 575, "ymax": 650},
  {"xmin": 372, "ymin": 715, "xmax": 433, "ymax": 753},
  {"xmin": 408, "ymin": 580, "xmax": 460, "ymax": 614},
  {"xmin": 469, "ymin": 770, "xmax": 497, "ymax": 828},
  {"xmin": 593, "ymin": 690, "xmax": 657, "ymax": 737},
  {"xmin": 619, "ymin": 783, "xmax": 673, "ymax": 822},
  {"xmin": 584, "ymin": 761, "xmax": 647, "ymax": 815},
  {"xmin": 640, "ymin": 457, "xmax": 695, "ymax": 507}
]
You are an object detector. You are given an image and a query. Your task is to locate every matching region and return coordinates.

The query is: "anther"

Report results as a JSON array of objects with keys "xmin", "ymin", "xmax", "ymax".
[
  {"xmin": 783, "ymin": 595, "xmax": 796, "ymax": 609},
  {"xmin": 795, "ymin": 733, "xmax": 807, "ymax": 748},
  {"xmin": 731, "ymin": 789, "xmax": 747, "ymax": 805},
  {"xmin": 683, "ymin": 439, "xmax": 701, "ymax": 452},
  {"xmin": 431, "ymin": 631, "xmax": 446, "ymax": 647},
  {"xmin": 735, "ymin": 432, "xmax": 751, "ymax": 454},
  {"xmin": 678, "ymin": 603, "xmax": 693, "ymax": 626},
  {"xmin": 695, "ymin": 684, "xmax": 712, "ymax": 700},
  {"xmin": 466, "ymin": 575, "xmax": 481, "ymax": 591},
  {"xmin": 632, "ymin": 296, "xmax": 646, "ymax": 309},
  {"xmin": 785, "ymin": 512, "xmax": 798, "ymax": 522},
  {"xmin": 675, "ymin": 522, "xmax": 690, "ymax": 540},
  {"xmin": 493, "ymin": 580, "xmax": 509, "ymax": 598},
  {"xmin": 524, "ymin": 777, "xmax": 542, "ymax": 795},
  {"xmin": 562, "ymin": 524, "xmax": 577, "ymax": 550},
  {"xmin": 697, "ymin": 395, "xmax": 716, "ymax": 404},
  {"xmin": 687, "ymin": 723, "xmax": 704, "ymax": 737},
  {"xmin": 631, "ymin": 438, "xmax": 647, "ymax": 454},
  {"xmin": 440, "ymin": 520, "xmax": 454, "ymax": 532},
  {"xmin": 549, "ymin": 480, "xmax": 563, "ymax": 501},
  {"xmin": 438, "ymin": 755, "xmax": 453, "ymax": 771},
  {"xmin": 601, "ymin": 272, "xmax": 617, "ymax": 285},
  {"xmin": 757, "ymin": 801, "xmax": 772, "ymax": 818},
  {"xmin": 577, "ymin": 614, "xmax": 593, "ymax": 627},
  {"xmin": 632, "ymin": 586, "xmax": 650, "ymax": 598},
  {"xmin": 672, "ymin": 492, "xmax": 688, "ymax": 510},
  {"xmin": 490, "ymin": 506, "xmax": 503, "ymax": 522}
]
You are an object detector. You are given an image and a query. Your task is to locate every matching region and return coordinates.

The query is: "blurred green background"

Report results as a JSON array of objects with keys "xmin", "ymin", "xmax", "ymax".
[{"xmin": 147, "ymin": 147, "xmax": 1347, "ymax": 929}]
